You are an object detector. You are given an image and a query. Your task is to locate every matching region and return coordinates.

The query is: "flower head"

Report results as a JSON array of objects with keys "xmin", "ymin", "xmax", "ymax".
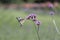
[
  {"xmin": 26, "ymin": 13, "xmax": 36, "ymax": 20},
  {"xmin": 35, "ymin": 20, "xmax": 41, "ymax": 26},
  {"xmin": 31, "ymin": 13, "xmax": 36, "ymax": 19},
  {"xmin": 26, "ymin": 14, "xmax": 31, "ymax": 19},
  {"xmin": 48, "ymin": 3, "xmax": 54, "ymax": 8},
  {"xmin": 49, "ymin": 11, "xmax": 55, "ymax": 15}
]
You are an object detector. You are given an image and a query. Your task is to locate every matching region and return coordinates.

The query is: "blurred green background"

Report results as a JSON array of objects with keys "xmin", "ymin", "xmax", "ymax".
[
  {"xmin": 0, "ymin": 0, "xmax": 60, "ymax": 40},
  {"xmin": 0, "ymin": 9, "xmax": 60, "ymax": 40}
]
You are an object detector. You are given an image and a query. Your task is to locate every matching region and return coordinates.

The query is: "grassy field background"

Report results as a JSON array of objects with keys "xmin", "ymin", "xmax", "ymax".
[{"xmin": 0, "ymin": 9, "xmax": 60, "ymax": 40}]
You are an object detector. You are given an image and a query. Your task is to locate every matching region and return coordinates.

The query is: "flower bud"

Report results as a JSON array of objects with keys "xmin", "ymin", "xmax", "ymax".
[{"xmin": 35, "ymin": 20, "xmax": 41, "ymax": 26}]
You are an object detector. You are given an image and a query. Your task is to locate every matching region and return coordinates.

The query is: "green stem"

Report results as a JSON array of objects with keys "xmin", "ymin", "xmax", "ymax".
[{"xmin": 34, "ymin": 25, "xmax": 40, "ymax": 40}]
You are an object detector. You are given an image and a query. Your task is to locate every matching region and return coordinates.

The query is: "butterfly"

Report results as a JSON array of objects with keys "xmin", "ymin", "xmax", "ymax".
[{"xmin": 16, "ymin": 17, "xmax": 26, "ymax": 27}]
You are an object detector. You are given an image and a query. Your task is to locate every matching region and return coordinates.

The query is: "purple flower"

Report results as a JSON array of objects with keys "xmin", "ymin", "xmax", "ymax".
[
  {"xmin": 31, "ymin": 13, "xmax": 36, "ymax": 19},
  {"xmin": 35, "ymin": 20, "xmax": 41, "ymax": 26},
  {"xmin": 26, "ymin": 13, "xmax": 36, "ymax": 20},
  {"xmin": 26, "ymin": 14, "xmax": 31, "ymax": 19},
  {"xmin": 48, "ymin": 3, "xmax": 53, "ymax": 8},
  {"xmin": 49, "ymin": 11, "xmax": 55, "ymax": 15}
]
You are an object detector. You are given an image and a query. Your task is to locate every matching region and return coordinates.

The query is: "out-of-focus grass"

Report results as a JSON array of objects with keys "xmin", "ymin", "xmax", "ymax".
[{"xmin": 0, "ymin": 9, "xmax": 60, "ymax": 40}]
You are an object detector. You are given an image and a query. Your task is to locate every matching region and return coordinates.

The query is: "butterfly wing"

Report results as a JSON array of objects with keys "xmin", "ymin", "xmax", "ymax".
[
  {"xmin": 20, "ymin": 19, "xmax": 26, "ymax": 25},
  {"xmin": 16, "ymin": 17, "xmax": 26, "ymax": 26}
]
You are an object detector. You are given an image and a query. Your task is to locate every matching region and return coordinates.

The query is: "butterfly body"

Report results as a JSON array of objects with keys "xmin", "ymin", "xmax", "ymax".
[{"xmin": 16, "ymin": 17, "xmax": 26, "ymax": 26}]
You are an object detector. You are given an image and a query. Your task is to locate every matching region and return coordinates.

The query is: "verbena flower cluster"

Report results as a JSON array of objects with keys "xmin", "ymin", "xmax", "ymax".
[
  {"xmin": 26, "ymin": 13, "xmax": 41, "ymax": 26},
  {"xmin": 16, "ymin": 13, "xmax": 41, "ymax": 26}
]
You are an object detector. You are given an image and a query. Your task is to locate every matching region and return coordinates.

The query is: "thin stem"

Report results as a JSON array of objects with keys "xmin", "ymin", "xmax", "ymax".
[
  {"xmin": 34, "ymin": 25, "xmax": 40, "ymax": 40},
  {"xmin": 38, "ymin": 26, "xmax": 39, "ymax": 32},
  {"xmin": 51, "ymin": 15, "xmax": 60, "ymax": 34},
  {"xmin": 53, "ymin": 19, "xmax": 60, "ymax": 34}
]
